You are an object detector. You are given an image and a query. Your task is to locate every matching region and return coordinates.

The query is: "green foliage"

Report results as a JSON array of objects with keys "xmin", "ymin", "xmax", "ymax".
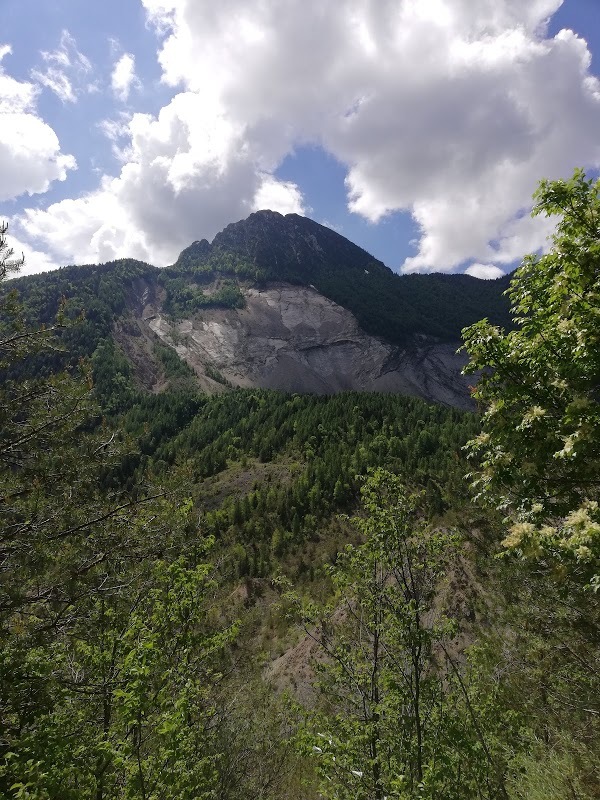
[
  {"xmin": 507, "ymin": 738, "xmax": 597, "ymax": 800},
  {"xmin": 2, "ymin": 258, "xmax": 157, "ymax": 378},
  {"xmin": 317, "ymin": 269, "xmax": 512, "ymax": 348},
  {"xmin": 460, "ymin": 173, "xmax": 600, "ymax": 795},
  {"xmin": 0, "ymin": 221, "xmax": 25, "ymax": 280},
  {"xmin": 173, "ymin": 238, "xmax": 267, "ymax": 282},
  {"xmin": 114, "ymin": 388, "xmax": 477, "ymax": 586},
  {"xmin": 5, "ymin": 199, "xmax": 598, "ymax": 799},
  {"xmin": 3, "ymin": 557, "xmax": 236, "ymax": 800},
  {"xmin": 92, "ymin": 337, "xmax": 137, "ymax": 412},
  {"xmin": 0, "ymin": 226, "xmax": 248, "ymax": 799},
  {"xmin": 463, "ymin": 169, "xmax": 600, "ymax": 587},
  {"xmin": 161, "ymin": 275, "xmax": 245, "ymax": 318},
  {"xmin": 153, "ymin": 340, "xmax": 198, "ymax": 390},
  {"xmin": 174, "ymin": 211, "xmax": 511, "ymax": 344},
  {"xmin": 287, "ymin": 470, "xmax": 509, "ymax": 800},
  {"xmin": 204, "ymin": 362, "xmax": 230, "ymax": 386},
  {"xmin": 465, "ymin": 553, "xmax": 600, "ymax": 800}
]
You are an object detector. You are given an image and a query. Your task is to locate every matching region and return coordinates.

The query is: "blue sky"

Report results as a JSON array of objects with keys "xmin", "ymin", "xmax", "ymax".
[{"xmin": 1, "ymin": 0, "xmax": 599, "ymax": 277}]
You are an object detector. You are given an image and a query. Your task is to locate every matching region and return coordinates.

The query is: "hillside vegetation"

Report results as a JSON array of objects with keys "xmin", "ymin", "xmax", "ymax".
[
  {"xmin": 175, "ymin": 210, "xmax": 513, "ymax": 343},
  {"xmin": 5, "ymin": 211, "xmax": 511, "ymax": 387},
  {"xmin": 1, "ymin": 172, "xmax": 599, "ymax": 799}
]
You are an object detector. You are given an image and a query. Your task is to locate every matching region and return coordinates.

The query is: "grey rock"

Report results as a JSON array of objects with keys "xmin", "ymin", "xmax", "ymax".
[{"xmin": 143, "ymin": 282, "xmax": 474, "ymax": 409}]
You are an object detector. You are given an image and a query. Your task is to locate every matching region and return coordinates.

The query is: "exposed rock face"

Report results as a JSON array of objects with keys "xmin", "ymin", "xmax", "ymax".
[
  {"xmin": 143, "ymin": 282, "xmax": 474, "ymax": 409},
  {"xmin": 8, "ymin": 210, "xmax": 507, "ymax": 409}
]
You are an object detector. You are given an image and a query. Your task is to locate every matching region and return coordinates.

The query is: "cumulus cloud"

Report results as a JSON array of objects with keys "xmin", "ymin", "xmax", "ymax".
[
  {"xmin": 15, "ymin": 0, "xmax": 600, "ymax": 273},
  {"xmin": 142, "ymin": 0, "xmax": 600, "ymax": 273},
  {"xmin": 7, "ymin": 234, "xmax": 60, "ymax": 277},
  {"xmin": 19, "ymin": 93, "xmax": 268, "ymax": 266},
  {"xmin": 465, "ymin": 263, "xmax": 506, "ymax": 280},
  {"xmin": 0, "ymin": 46, "xmax": 37, "ymax": 114},
  {"xmin": 0, "ymin": 45, "xmax": 76, "ymax": 202},
  {"xmin": 111, "ymin": 53, "xmax": 141, "ymax": 102},
  {"xmin": 252, "ymin": 176, "xmax": 305, "ymax": 215},
  {"xmin": 31, "ymin": 30, "xmax": 92, "ymax": 103}
]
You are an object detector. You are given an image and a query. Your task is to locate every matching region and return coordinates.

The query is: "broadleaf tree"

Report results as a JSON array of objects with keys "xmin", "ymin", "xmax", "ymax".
[
  {"xmin": 0, "ymin": 223, "xmax": 238, "ymax": 799},
  {"xmin": 462, "ymin": 169, "xmax": 600, "ymax": 589},
  {"xmin": 287, "ymin": 469, "xmax": 509, "ymax": 800}
]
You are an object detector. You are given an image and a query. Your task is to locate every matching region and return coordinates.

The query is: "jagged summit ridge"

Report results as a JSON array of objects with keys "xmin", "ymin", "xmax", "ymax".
[{"xmin": 175, "ymin": 209, "xmax": 389, "ymax": 286}]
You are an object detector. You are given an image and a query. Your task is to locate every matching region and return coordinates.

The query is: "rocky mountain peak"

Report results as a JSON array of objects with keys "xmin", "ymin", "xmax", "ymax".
[
  {"xmin": 174, "ymin": 238, "xmax": 211, "ymax": 270},
  {"xmin": 6, "ymin": 212, "xmax": 512, "ymax": 408},
  {"xmin": 209, "ymin": 209, "xmax": 388, "ymax": 285}
]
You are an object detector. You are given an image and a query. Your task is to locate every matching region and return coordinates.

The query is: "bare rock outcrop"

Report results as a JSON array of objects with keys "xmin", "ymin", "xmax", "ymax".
[{"xmin": 143, "ymin": 282, "xmax": 474, "ymax": 409}]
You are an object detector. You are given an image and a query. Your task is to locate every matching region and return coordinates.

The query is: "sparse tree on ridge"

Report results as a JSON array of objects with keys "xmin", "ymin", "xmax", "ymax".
[{"xmin": 0, "ymin": 221, "xmax": 24, "ymax": 281}]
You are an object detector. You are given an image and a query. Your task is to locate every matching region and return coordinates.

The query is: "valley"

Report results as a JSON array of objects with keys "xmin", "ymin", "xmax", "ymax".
[{"xmin": 1, "ymin": 193, "xmax": 598, "ymax": 799}]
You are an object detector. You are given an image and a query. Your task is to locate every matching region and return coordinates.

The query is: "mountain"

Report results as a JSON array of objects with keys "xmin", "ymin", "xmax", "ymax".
[
  {"xmin": 7, "ymin": 211, "xmax": 512, "ymax": 408},
  {"xmin": 174, "ymin": 210, "xmax": 512, "ymax": 344},
  {"xmin": 5, "ymin": 193, "xmax": 597, "ymax": 798}
]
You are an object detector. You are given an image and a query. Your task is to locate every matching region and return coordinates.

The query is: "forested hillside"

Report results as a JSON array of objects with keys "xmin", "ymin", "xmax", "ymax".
[
  {"xmin": 1, "ymin": 171, "xmax": 599, "ymax": 800},
  {"xmin": 171, "ymin": 210, "xmax": 514, "ymax": 344},
  {"xmin": 4, "ymin": 211, "xmax": 512, "ymax": 387}
]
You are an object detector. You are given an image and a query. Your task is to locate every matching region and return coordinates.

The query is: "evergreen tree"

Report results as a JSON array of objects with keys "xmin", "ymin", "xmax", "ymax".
[{"xmin": 0, "ymin": 224, "xmax": 236, "ymax": 798}]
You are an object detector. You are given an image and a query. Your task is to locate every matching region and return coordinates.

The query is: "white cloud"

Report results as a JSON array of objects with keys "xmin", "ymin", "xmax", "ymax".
[
  {"xmin": 32, "ymin": 67, "xmax": 75, "ymax": 104},
  {"xmin": 98, "ymin": 114, "xmax": 134, "ymax": 161},
  {"xmin": 111, "ymin": 53, "xmax": 141, "ymax": 103},
  {"xmin": 7, "ymin": 234, "xmax": 60, "ymax": 277},
  {"xmin": 0, "ymin": 45, "xmax": 76, "ymax": 202},
  {"xmin": 320, "ymin": 219, "xmax": 343, "ymax": 233},
  {"xmin": 0, "ymin": 46, "xmax": 37, "ymax": 114},
  {"xmin": 252, "ymin": 176, "xmax": 305, "ymax": 215},
  {"xmin": 19, "ymin": 93, "xmax": 268, "ymax": 266},
  {"xmin": 15, "ymin": 0, "xmax": 600, "ymax": 274},
  {"xmin": 465, "ymin": 263, "xmax": 506, "ymax": 280},
  {"xmin": 31, "ymin": 30, "xmax": 92, "ymax": 103},
  {"xmin": 139, "ymin": 0, "xmax": 600, "ymax": 273}
]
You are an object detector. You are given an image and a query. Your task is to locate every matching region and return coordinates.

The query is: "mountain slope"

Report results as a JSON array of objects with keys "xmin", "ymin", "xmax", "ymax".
[
  {"xmin": 174, "ymin": 210, "xmax": 513, "ymax": 345},
  {"xmin": 144, "ymin": 282, "xmax": 475, "ymax": 407},
  {"xmin": 5, "ymin": 212, "xmax": 511, "ymax": 407}
]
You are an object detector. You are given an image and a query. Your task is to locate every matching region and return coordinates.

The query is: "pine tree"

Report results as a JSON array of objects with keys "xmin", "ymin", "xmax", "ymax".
[{"xmin": 0, "ymin": 224, "xmax": 236, "ymax": 798}]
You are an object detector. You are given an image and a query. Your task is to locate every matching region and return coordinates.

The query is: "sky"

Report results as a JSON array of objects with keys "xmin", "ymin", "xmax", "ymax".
[{"xmin": 1, "ymin": 0, "xmax": 599, "ymax": 279}]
